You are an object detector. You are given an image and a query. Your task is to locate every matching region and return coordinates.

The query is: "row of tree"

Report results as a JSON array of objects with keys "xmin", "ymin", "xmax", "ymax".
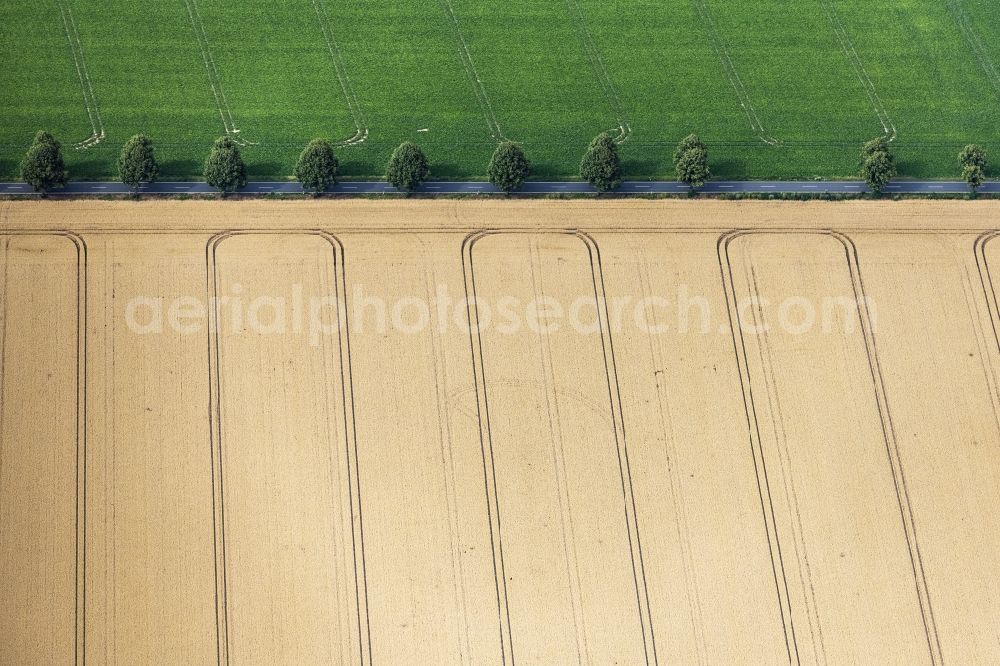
[
  {"xmin": 17, "ymin": 130, "xmax": 990, "ymax": 195},
  {"xmin": 858, "ymin": 138, "xmax": 989, "ymax": 194},
  {"xmin": 15, "ymin": 130, "xmax": 711, "ymax": 194},
  {"xmin": 19, "ymin": 131, "xmax": 431, "ymax": 195}
]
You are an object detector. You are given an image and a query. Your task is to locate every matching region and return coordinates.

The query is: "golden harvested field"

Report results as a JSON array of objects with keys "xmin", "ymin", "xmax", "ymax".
[{"xmin": 2, "ymin": 200, "xmax": 999, "ymax": 665}]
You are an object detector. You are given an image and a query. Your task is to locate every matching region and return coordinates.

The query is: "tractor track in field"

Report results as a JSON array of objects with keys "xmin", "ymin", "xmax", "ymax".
[
  {"xmin": 438, "ymin": 0, "xmax": 631, "ymax": 145},
  {"xmin": 818, "ymin": 0, "xmax": 896, "ymax": 142},
  {"xmin": 183, "ymin": 0, "xmax": 367, "ymax": 148},
  {"xmin": 692, "ymin": 0, "xmax": 900, "ymax": 147},
  {"xmin": 55, "ymin": 0, "xmax": 105, "ymax": 149},
  {"xmin": 690, "ymin": 0, "xmax": 781, "ymax": 146},
  {"xmin": 182, "ymin": 0, "xmax": 256, "ymax": 146},
  {"xmin": 439, "ymin": 0, "xmax": 506, "ymax": 142},
  {"xmin": 946, "ymin": 0, "xmax": 1000, "ymax": 98},
  {"xmin": 719, "ymin": 230, "xmax": 944, "ymax": 666},
  {"xmin": 461, "ymin": 230, "xmax": 657, "ymax": 664},
  {"xmin": 0, "ymin": 231, "xmax": 89, "ymax": 666},
  {"xmin": 562, "ymin": 0, "xmax": 631, "ymax": 144},
  {"xmin": 310, "ymin": 0, "xmax": 369, "ymax": 146},
  {"xmin": 205, "ymin": 230, "xmax": 372, "ymax": 665}
]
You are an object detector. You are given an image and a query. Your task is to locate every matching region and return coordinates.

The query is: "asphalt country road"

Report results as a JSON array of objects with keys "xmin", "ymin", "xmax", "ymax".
[{"xmin": 1, "ymin": 180, "xmax": 996, "ymax": 196}]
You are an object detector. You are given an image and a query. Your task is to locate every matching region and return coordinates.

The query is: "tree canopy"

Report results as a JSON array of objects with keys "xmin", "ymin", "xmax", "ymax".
[
  {"xmin": 386, "ymin": 142, "xmax": 430, "ymax": 192},
  {"xmin": 118, "ymin": 134, "xmax": 159, "ymax": 191},
  {"xmin": 580, "ymin": 132, "xmax": 622, "ymax": 192},
  {"xmin": 959, "ymin": 144, "xmax": 987, "ymax": 170},
  {"xmin": 675, "ymin": 146, "xmax": 710, "ymax": 189},
  {"xmin": 20, "ymin": 130, "xmax": 68, "ymax": 193},
  {"xmin": 294, "ymin": 138, "xmax": 340, "ymax": 194},
  {"xmin": 963, "ymin": 164, "xmax": 986, "ymax": 191},
  {"xmin": 860, "ymin": 137, "xmax": 896, "ymax": 195},
  {"xmin": 674, "ymin": 134, "xmax": 710, "ymax": 188},
  {"xmin": 960, "ymin": 144, "xmax": 988, "ymax": 191},
  {"xmin": 673, "ymin": 133, "xmax": 707, "ymax": 163},
  {"xmin": 203, "ymin": 136, "xmax": 247, "ymax": 194},
  {"xmin": 862, "ymin": 136, "xmax": 891, "ymax": 159},
  {"xmin": 487, "ymin": 141, "xmax": 531, "ymax": 193},
  {"xmin": 861, "ymin": 148, "xmax": 896, "ymax": 195}
]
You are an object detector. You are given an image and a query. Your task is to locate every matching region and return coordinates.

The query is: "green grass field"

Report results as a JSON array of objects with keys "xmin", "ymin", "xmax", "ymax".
[{"xmin": 1, "ymin": 0, "xmax": 999, "ymax": 181}]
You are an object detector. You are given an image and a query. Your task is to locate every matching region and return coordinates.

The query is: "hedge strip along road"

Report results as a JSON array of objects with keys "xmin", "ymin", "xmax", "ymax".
[{"xmin": 1, "ymin": 180, "xmax": 996, "ymax": 196}]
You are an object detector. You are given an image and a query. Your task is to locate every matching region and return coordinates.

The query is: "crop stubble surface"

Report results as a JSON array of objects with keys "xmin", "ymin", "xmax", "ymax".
[{"xmin": 1, "ymin": 199, "xmax": 999, "ymax": 664}]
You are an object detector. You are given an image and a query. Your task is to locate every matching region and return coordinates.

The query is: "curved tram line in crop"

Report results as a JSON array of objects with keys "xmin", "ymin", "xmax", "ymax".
[
  {"xmin": 55, "ymin": 0, "xmax": 105, "ymax": 149},
  {"xmin": 562, "ymin": 0, "xmax": 631, "ymax": 144},
  {"xmin": 946, "ymin": 0, "xmax": 1000, "ymax": 98},
  {"xmin": 182, "ymin": 0, "xmax": 368, "ymax": 149},
  {"xmin": 818, "ymin": 0, "xmax": 896, "ymax": 142},
  {"xmin": 310, "ymin": 0, "xmax": 369, "ymax": 146},
  {"xmin": 181, "ymin": 0, "xmax": 257, "ymax": 146}
]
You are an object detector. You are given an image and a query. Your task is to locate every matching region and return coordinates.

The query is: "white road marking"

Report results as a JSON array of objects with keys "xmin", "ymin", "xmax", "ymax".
[{"xmin": 719, "ymin": 185, "xmax": 734, "ymax": 189}]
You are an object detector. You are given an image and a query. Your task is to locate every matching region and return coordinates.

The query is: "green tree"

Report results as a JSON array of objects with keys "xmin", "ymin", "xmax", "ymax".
[
  {"xmin": 673, "ymin": 133, "xmax": 706, "ymax": 163},
  {"xmin": 386, "ymin": 142, "xmax": 430, "ymax": 192},
  {"xmin": 294, "ymin": 138, "xmax": 339, "ymax": 195},
  {"xmin": 862, "ymin": 136, "xmax": 891, "ymax": 159},
  {"xmin": 203, "ymin": 136, "xmax": 247, "ymax": 195},
  {"xmin": 580, "ymin": 132, "xmax": 622, "ymax": 192},
  {"xmin": 487, "ymin": 141, "xmax": 531, "ymax": 193},
  {"xmin": 963, "ymin": 164, "xmax": 986, "ymax": 192},
  {"xmin": 959, "ymin": 144, "xmax": 987, "ymax": 170},
  {"xmin": 118, "ymin": 134, "xmax": 159, "ymax": 192},
  {"xmin": 960, "ymin": 144, "xmax": 987, "ymax": 192},
  {"xmin": 20, "ymin": 130, "xmax": 68, "ymax": 194},
  {"xmin": 861, "ymin": 150, "xmax": 896, "ymax": 195},
  {"xmin": 859, "ymin": 138, "xmax": 896, "ymax": 195},
  {"xmin": 675, "ymin": 146, "xmax": 710, "ymax": 189}
]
